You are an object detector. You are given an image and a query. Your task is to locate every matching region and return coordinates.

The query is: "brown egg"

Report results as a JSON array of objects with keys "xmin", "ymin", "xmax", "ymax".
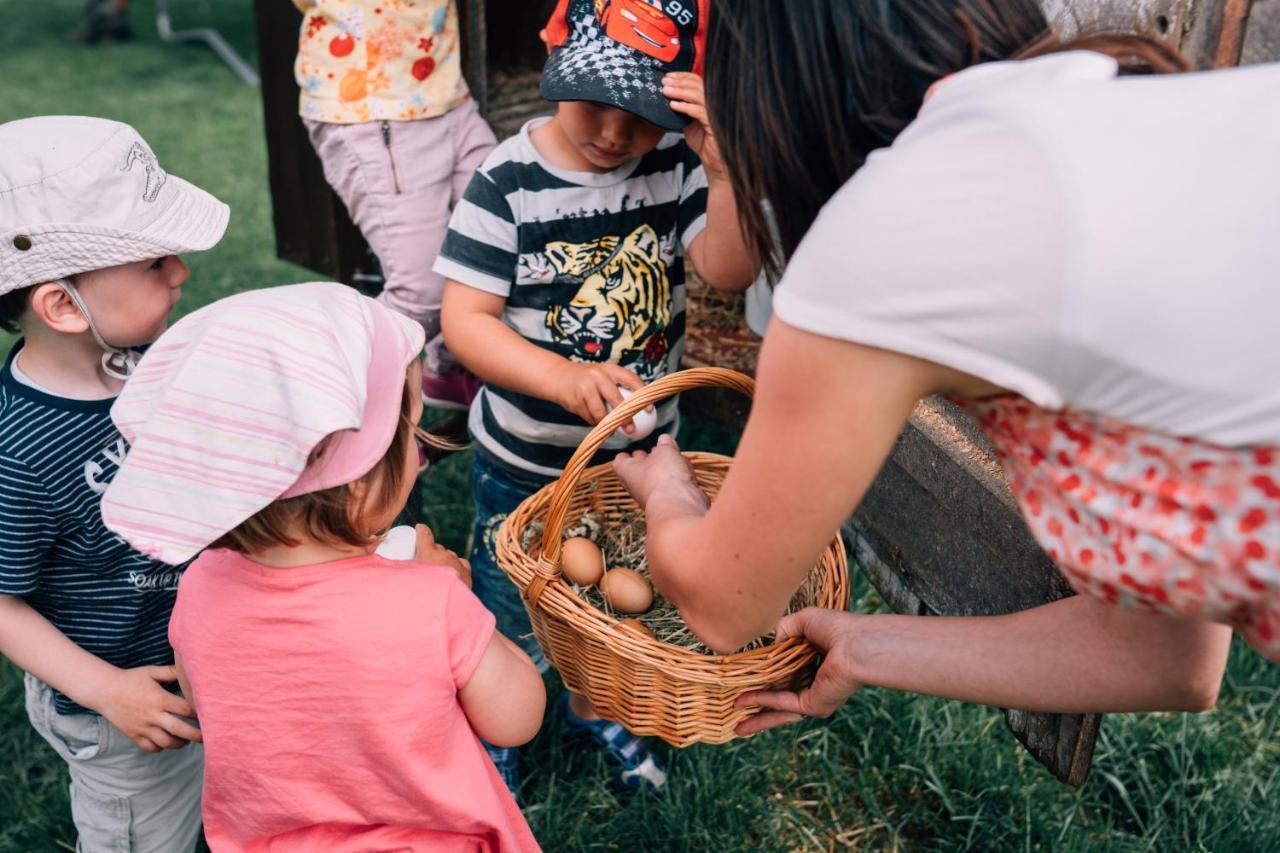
[
  {"xmin": 619, "ymin": 619, "xmax": 654, "ymax": 639},
  {"xmin": 599, "ymin": 568, "xmax": 654, "ymax": 614},
  {"xmin": 560, "ymin": 537, "xmax": 604, "ymax": 587}
]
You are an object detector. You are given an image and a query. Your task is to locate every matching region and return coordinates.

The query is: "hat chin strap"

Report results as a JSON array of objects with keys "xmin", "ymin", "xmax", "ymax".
[{"xmin": 56, "ymin": 280, "xmax": 140, "ymax": 381}]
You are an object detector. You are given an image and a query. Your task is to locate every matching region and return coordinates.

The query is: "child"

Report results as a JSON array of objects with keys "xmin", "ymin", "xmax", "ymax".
[
  {"xmin": 437, "ymin": 0, "xmax": 758, "ymax": 796},
  {"xmin": 0, "ymin": 116, "xmax": 229, "ymax": 851},
  {"xmin": 292, "ymin": 0, "xmax": 497, "ymax": 409},
  {"xmin": 102, "ymin": 283, "xmax": 545, "ymax": 852}
]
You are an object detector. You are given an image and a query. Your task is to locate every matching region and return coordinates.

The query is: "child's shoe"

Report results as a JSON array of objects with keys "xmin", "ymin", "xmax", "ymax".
[
  {"xmin": 559, "ymin": 694, "xmax": 668, "ymax": 794},
  {"xmin": 484, "ymin": 743, "xmax": 523, "ymax": 807},
  {"xmin": 421, "ymin": 365, "xmax": 482, "ymax": 411}
]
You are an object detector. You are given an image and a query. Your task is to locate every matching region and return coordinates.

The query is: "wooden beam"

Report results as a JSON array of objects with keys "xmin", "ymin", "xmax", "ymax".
[{"xmin": 250, "ymin": 0, "xmax": 376, "ymax": 290}]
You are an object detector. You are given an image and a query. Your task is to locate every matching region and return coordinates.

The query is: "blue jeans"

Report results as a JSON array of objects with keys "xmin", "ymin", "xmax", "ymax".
[{"xmin": 470, "ymin": 451, "xmax": 554, "ymax": 672}]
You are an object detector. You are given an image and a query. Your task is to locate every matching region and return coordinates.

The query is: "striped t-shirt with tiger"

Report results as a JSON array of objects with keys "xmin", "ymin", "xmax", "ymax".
[{"xmin": 435, "ymin": 117, "xmax": 708, "ymax": 477}]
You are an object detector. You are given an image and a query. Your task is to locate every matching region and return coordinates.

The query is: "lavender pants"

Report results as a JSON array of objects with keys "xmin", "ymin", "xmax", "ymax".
[{"xmin": 305, "ymin": 100, "xmax": 497, "ymax": 371}]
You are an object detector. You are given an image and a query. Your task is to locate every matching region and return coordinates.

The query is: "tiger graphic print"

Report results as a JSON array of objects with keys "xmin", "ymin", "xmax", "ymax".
[{"xmin": 544, "ymin": 223, "xmax": 672, "ymax": 371}]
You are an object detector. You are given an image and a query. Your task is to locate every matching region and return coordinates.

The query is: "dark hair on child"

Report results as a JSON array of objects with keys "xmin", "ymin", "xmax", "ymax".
[
  {"xmin": 212, "ymin": 379, "xmax": 444, "ymax": 553},
  {"xmin": 0, "ymin": 286, "xmax": 32, "ymax": 334},
  {"xmin": 705, "ymin": 0, "xmax": 1192, "ymax": 278}
]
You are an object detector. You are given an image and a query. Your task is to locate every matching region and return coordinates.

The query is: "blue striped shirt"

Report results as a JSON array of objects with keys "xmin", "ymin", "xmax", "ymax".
[{"xmin": 0, "ymin": 342, "xmax": 182, "ymax": 715}]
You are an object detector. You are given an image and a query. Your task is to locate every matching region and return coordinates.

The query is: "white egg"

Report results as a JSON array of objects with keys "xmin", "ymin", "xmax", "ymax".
[
  {"xmin": 376, "ymin": 525, "xmax": 418, "ymax": 560},
  {"xmin": 612, "ymin": 385, "xmax": 657, "ymax": 441}
]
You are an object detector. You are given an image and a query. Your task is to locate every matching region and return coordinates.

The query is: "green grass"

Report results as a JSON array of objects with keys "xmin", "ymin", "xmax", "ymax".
[{"xmin": 3, "ymin": 3, "xmax": 1280, "ymax": 851}]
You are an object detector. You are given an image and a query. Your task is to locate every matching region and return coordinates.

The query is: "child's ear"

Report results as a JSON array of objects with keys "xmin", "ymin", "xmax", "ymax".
[{"xmin": 28, "ymin": 282, "xmax": 90, "ymax": 335}]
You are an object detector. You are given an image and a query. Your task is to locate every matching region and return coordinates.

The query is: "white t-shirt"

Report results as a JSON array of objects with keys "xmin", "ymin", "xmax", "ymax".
[{"xmin": 774, "ymin": 52, "xmax": 1280, "ymax": 448}]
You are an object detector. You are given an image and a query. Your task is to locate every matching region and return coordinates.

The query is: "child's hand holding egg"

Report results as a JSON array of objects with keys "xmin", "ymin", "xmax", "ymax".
[{"xmin": 611, "ymin": 385, "xmax": 657, "ymax": 441}]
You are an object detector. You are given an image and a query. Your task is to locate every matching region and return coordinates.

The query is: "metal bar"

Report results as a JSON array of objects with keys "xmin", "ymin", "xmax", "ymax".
[{"xmin": 156, "ymin": 0, "xmax": 261, "ymax": 87}]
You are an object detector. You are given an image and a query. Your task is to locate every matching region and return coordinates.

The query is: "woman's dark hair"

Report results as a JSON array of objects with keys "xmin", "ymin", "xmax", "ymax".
[{"xmin": 706, "ymin": 0, "xmax": 1192, "ymax": 276}]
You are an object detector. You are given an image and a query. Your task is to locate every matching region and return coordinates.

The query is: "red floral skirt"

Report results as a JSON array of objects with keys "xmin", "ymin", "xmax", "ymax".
[{"xmin": 961, "ymin": 396, "xmax": 1280, "ymax": 661}]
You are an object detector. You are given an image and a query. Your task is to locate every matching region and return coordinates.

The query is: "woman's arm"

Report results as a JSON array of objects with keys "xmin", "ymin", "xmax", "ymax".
[
  {"xmin": 458, "ymin": 633, "xmax": 547, "ymax": 747},
  {"xmin": 737, "ymin": 597, "xmax": 1232, "ymax": 733},
  {"xmin": 615, "ymin": 318, "xmax": 937, "ymax": 652}
]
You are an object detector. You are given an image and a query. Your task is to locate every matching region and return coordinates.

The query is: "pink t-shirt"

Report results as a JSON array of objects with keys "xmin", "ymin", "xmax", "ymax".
[{"xmin": 169, "ymin": 549, "xmax": 539, "ymax": 852}]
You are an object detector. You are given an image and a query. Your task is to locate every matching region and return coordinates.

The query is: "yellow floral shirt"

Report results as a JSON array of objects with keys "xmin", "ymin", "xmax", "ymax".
[{"xmin": 293, "ymin": 0, "xmax": 470, "ymax": 123}]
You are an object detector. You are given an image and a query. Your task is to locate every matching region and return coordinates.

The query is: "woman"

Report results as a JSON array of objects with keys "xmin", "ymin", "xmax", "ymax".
[{"xmin": 612, "ymin": 0, "xmax": 1280, "ymax": 731}]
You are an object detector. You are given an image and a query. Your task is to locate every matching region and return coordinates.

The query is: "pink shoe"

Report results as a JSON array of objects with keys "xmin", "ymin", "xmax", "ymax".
[{"xmin": 421, "ymin": 366, "xmax": 482, "ymax": 411}]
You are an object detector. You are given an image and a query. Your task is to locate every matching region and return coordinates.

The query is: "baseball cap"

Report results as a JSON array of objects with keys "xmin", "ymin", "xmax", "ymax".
[
  {"xmin": 0, "ymin": 116, "xmax": 229, "ymax": 296},
  {"xmin": 541, "ymin": 0, "xmax": 710, "ymax": 131}
]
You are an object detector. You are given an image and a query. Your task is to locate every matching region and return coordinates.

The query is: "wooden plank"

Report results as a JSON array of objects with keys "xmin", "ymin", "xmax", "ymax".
[
  {"xmin": 251, "ymin": 0, "xmax": 376, "ymax": 290},
  {"xmin": 1042, "ymin": 0, "xmax": 1257, "ymax": 68},
  {"xmin": 459, "ymin": 0, "xmax": 489, "ymax": 115}
]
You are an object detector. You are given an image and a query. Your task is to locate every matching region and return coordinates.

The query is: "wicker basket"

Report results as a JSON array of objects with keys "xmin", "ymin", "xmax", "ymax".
[{"xmin": 495, "ymin": 367, "xmax": 849, "ymax": 747}]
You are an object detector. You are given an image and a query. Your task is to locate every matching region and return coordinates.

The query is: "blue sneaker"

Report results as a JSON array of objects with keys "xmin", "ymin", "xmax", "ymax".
[
  {"xmin": 559, "ymin": 694, "xmax": 668, "ymax": 793},
  {"xmin": 484, "ymin": 742, "xmax": 523, "ymax": 806}
]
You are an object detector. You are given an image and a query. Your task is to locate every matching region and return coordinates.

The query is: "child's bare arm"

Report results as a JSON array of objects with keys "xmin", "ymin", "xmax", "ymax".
[
  {"xmin": 442, "ymin": 281, "xmax": 647, "ymax": 431},
  {"xmin": 664, "ymin": 72, "xmax": 760, "ymax": 292},
  {"xmin": 458, "ymin": 633, "xmax": 546, "ymax": 747},
  {"xmin": 0, "ymin": 594, "xmax": 202, "ymax": 751},
  {"xmin": 738, "ymin": 596, "xmax": 1233, "ymax": 735}
]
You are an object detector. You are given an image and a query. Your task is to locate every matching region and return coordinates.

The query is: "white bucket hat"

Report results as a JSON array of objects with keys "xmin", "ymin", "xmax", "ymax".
[{"xmin": 0, "ymin": 115, "xmax": 230, "ymax": 296}]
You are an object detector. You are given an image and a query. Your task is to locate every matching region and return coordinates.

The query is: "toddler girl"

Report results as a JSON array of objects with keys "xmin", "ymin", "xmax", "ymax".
[{"xmin": 102, "ymin": 282, "xmax": 544, "ymax": 852}]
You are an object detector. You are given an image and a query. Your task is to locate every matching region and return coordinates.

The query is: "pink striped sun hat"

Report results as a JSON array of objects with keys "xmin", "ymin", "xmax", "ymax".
[{"xmin": 101, "ymin": 282, "xmax": 425, "ymax": 565}]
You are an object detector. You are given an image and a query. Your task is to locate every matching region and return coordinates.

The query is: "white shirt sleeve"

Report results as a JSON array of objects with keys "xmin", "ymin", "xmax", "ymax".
[{"xmin": 772, "ymin": 106, "xmax": 1070, "ymax": 410}]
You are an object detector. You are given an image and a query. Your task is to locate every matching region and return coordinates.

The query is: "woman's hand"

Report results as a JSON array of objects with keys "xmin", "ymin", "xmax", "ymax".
[
  {"xmin": 613, "ymin": 434, "xmax": 709, "ymax": 515},
  {"xmin": 735, "ymin": 608, "xmax": 864, "ymax": 735},
  {"xmin": 663, "ymin": 72, "xmax": 726, "ymax": 180}
]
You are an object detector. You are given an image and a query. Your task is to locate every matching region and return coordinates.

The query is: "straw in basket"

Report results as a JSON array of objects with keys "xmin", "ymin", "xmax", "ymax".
[{"xmin": 496, "ymin": 367, "xmax": 849, "ymax": 747}]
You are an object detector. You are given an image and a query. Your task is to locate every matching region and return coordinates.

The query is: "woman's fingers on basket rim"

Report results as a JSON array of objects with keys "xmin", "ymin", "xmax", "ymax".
[
  {"xmin": 774, "ymin": 606, "xmax": 853, "ymax": 651},
  {"xmin": 735, "ymin": 709, "xmax": 804, "ymax": 736},
  {"xmin": 736, "ymin": 675, "xmax": 845, "ymax": 721}
]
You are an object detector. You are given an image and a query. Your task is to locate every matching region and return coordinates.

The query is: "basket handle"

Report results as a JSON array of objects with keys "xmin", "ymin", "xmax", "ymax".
[{"xmin": 530, "ymin": 367, "xmax": 756, "ymax": 602}]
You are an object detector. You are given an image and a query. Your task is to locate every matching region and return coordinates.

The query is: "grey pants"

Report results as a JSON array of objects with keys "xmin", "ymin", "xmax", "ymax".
[{"xmin": 24, "ymin": 675, "xmax": 203, "ymax": 853}]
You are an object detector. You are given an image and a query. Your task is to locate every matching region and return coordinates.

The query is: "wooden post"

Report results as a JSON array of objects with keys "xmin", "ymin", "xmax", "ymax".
[
  {"xmin": 1042, "ymin": 0, "xmax": 1256, "ymax": 68},
  {"xmin": 459, "ymin": 0, "xmax": 489, "ymax": 115},
  {"xmin": 250, "ymin": 0, "xmax": 376, "ymax": 290}
]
